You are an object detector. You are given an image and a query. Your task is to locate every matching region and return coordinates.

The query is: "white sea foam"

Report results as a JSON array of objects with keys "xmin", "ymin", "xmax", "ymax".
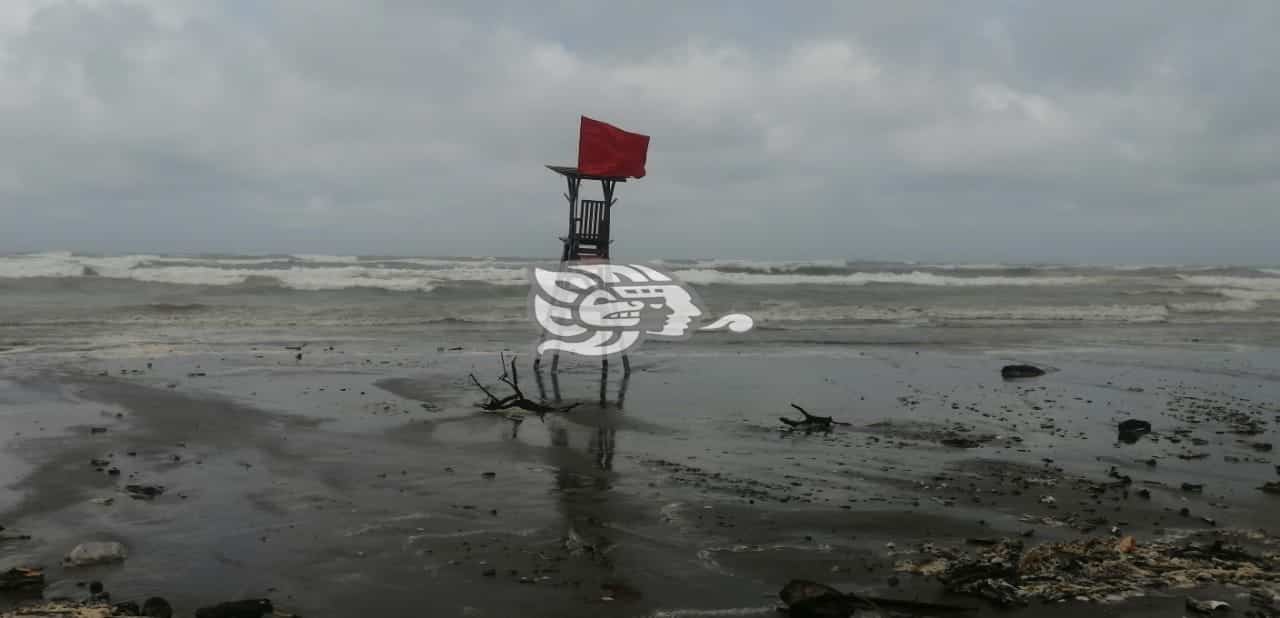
[
  {"xmin": 291, "ymin": 254, "xmax": 361, "ymax": 263},
  {"xmin": 649, "ymin": 606, "xmax": 776, "ymax": 617},
  {"xmin": 673, "ymin": 268, "xmax": 1095, "ymax": 287},
  {"xmin": 745, "ymin": 303, "xmax": 1170, "ymax": 323},
  {"xmin": 0, "ymin": 253, "xmax": 531, "ymax": 291},
  {"xmin": 1216, "ymin": 288, "xmax": 1280, "ymax": 302},
  {"xmin": 1179, "ymin": 275, "xmax": 1280, "ymax": 291},
  {"xmin": 1169, "ymin": 298, "xmax": 1260, "ymax": 313}
]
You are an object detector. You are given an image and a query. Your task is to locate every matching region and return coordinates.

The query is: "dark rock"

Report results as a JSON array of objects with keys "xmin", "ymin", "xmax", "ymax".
[
  {"xmin": 90, "ymin": 427, "xmax": 108, "ymax": 434},
  {"xmin": 107, "ymin": 468, "xmax": 121, "ymax": 476},
  {"xmin": 1186, "ymin": 597, "xmax": 1231, "ymax": 614},
  {"xmin": 1117, "ymin": 419, "xmax": 1152, "ymax": 443},
  {"xmin": 1251, "ymin": 442, "xmax": 1273, "ymax": 452},
  {"xmin": 88, "ymin": 581, "xmax": 103, "ymax": 595},
  {"xmin": 940, "ymin": 437, "xmax": 983, "ymax": 449},
  {"xmin": 1181, "ymin": 483, "xmax": 1205, "ymax": 493},
  {"xmin": 0, "ymin": 567, "xmax": 44, "ymax": 592},
  {"xmin": 125, "ymin": 484, "xmax": 165, "ymax": 500},
  {"xmin": 114, "ymin": 600, "xmax": 142, "ymax": 615},
  {"xmin": 1000, "ymin": 365, "xmax": 1045, "ymax": 379},
  {"xmin": 1137, "ymin": 488, "xmax": 1152, "ymax": 499},
  {"xmin": 142, "ymin": 596, "xmax": 173, "ymax": 618},
  {"xmin": 482, "ymin": 568, "xmax": 496, "ymax": 577},
  {"xmin": 481, "ymin": 472, "xmax": 496, "ymax": 479},
  {"xmin": 1260, "ymin": 482, "xmax": 1280, "ymax": 495},
  {"xmin": 90, "ymin": 458, "xmax": 111, "ymax": 468},
  {"xmin": 194, "ymin": 598, "xmax": 274, "ymax": 618},
  {"xmin": 779, "ymin": 580, "xmax": 861, "ymax": 618}
]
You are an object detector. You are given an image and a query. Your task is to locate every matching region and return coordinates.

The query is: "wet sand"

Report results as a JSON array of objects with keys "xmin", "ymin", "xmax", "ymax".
[{"xmin": 2, "ymin": 342, "xmax": 1279, "ymax": 617}]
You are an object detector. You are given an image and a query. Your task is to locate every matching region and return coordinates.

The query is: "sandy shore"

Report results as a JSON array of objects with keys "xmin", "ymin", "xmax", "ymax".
[{"xmin": 2, "ymin": 342, "xmax": 1279, "ymax": 616}]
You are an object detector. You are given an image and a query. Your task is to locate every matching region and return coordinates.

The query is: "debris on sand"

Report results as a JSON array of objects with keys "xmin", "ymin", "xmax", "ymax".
[
  {"xmin": 894, "ymin": 531, "xmax": 1280, "ymax": 607},
  {"xmin": 779, "ymin": 404, "xmax": 849, "ymax": 431},
  {"xmin": 469, "ymin": 354, "xmax": 578, "ymax": 415},
  {"xmin": 939, "ymin": 436, "xmax": 984, "ymax": 449},
  {"xmin": 124, "ymin": 484, "xmax": 165, "ymax": 500},
  {"xmin": 0, "ymin": 602, "xmax": 113, "ymax": 618},
  {"xmin": 142, "ymin": 596, "xmax": 174, "ymax": 617},
  {"xmin": 63, "ymin": 542, "xmax": 127, "ymax": 567},
  {"xmin": 778, "ymin": 579, "xmax": 976, "ymax": 617},
  {"xmin": 193, "ymin": 598, "xmax": 274, "ymax": 618},
  {"xmin": 0, "ymin": 567, "xmax": 44, "ymax": 592},
  {"xmin": 1000, "ymin": 364, "xmax": 1045, "ymax": 379},
  {"xmin": 1116, "ymin": 419, "xmax": 1151, "ymax": 443},
  {"xmin": 1185, "ymin": 597, "xmax": 1231, "ymax": 614}
]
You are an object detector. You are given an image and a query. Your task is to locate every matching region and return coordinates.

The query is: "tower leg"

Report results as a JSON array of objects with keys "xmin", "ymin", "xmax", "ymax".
[{"xmin": 599, "ymin": 357, "xmax": 609, "ymax": 406}]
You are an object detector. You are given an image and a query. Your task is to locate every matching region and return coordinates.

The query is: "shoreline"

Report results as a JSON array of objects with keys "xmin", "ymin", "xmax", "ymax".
[{"xmin": 2, "ymin": 343, "xmax": 1278, "ymax": 616}]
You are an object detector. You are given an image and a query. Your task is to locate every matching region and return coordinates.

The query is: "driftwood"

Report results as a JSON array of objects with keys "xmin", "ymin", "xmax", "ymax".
[
  {"xmin": 779, "ymin": 404, "xmax": 850, "ymax": 431},
  {"xmin": 469, "ymin": 354, "xmax": 580, "ymax": 417}
]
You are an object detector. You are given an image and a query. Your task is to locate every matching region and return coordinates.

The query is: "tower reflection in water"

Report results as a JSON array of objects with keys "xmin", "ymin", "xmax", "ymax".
[{"xmin": 530, "ymin": 360, "xmax": 633, "ymax": 590}]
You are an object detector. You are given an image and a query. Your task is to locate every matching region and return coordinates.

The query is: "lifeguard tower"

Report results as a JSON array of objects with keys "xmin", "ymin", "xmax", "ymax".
[
  {"xmin": 547, "ymin": 164, "xmax": 624, "ymax": 262},
  {"xmin": 536, "ymin": 116, "xmax": 650, "ymax": 374}
]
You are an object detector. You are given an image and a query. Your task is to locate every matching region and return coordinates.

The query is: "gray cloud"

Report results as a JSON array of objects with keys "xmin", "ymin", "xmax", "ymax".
[{"xmin": 1, "ymin": 1, "xmax": 1277, "ymax": 263}]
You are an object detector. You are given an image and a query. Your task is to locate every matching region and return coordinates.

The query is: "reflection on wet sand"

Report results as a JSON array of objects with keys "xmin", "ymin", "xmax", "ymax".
[{"xmin": 534, "ymin": 361, "xmax": 632, "ymax": 594}]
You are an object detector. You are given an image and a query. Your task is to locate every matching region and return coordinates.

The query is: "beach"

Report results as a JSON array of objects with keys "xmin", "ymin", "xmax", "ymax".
[{"xmin": 2, "ymin": 254, "xmax": 1280, "ymax": 617}]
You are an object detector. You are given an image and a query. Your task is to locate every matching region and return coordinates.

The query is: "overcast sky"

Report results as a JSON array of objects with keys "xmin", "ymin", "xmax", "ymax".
[{"xmin": 1, "ymin": 1, "xmax": 1277, "ymax": 263}]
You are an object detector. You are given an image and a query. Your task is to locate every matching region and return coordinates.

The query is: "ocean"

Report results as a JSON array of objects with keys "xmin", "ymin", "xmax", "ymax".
[{"xmin": 4, "ymin": 251, "xmax": 1280, "ymax": 355}]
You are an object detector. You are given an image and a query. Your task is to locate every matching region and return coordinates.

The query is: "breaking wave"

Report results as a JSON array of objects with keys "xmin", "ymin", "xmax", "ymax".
[{"xmin": 1, "ymin": 253, "xmax": 1278, "ymax": 300}]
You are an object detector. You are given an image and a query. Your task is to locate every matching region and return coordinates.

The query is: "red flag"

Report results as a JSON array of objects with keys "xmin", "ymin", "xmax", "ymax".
[{"xmin": 577, "ymin": 116, "xmax": 650, "ymax": 179}]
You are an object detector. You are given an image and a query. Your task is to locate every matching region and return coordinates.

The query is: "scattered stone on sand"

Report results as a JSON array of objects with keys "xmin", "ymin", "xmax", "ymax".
[
  {"xmin": 896, "ymin": 532, "xmax": 1280, "ymax": 607},
  {"xmin": 1252, "ymin": 585, "xmax": 1280, "ymax": 615},
  {"xmin": 0, "ymin": 602, "xmax": 112, "ymax": 618},
  {"xmin": 140, "ymin": 597, "xmax": 173, "ymax": 618},
  {"xmin": 1185, "ymin": 597, "xmax": 1231, "ymax": 614},
  {"xmin": 193, "ymin": 598, "xmax": 274, "ymax": 618},
  {"xmin": 124, "ymin": 484, "xmax": 165, "ymax": 500},
  {"xmin": 0, "ymin": 567, "xmax": 44, "ymax": 592},
  {"xmin": 778, "ymin": 579, "xmax": 975, "ymax": 617},
  {"xmin": 63, "ymin": 541, "xmax": 127, "ymax": 567},
  {"xmin": 0, "ymin": 526, "xmax": 32, "ymax": 542},
  {"xmin": 1116, "ymin": 419, "xmax": 1151, "ymax": 443},
  {"xmin": 112, "ymin": 601, "xmax": 140, "ymax": 615},
  {"xmin": 939, "ymin": 436, "xmax": 984, "ymax": 449},
  {"xmin": 1000, "ymin": 364, "xmax": 1045, "ymax": 379}
]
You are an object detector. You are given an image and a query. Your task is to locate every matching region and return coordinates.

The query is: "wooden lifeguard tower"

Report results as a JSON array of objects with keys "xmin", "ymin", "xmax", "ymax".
[
  {"xmin": 547, "ymin": 165, "xmax": 625, "ymax": 262},
  {"xmin": 536, "ymin": 117, "xmax": 650, "ymax": 375}
]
